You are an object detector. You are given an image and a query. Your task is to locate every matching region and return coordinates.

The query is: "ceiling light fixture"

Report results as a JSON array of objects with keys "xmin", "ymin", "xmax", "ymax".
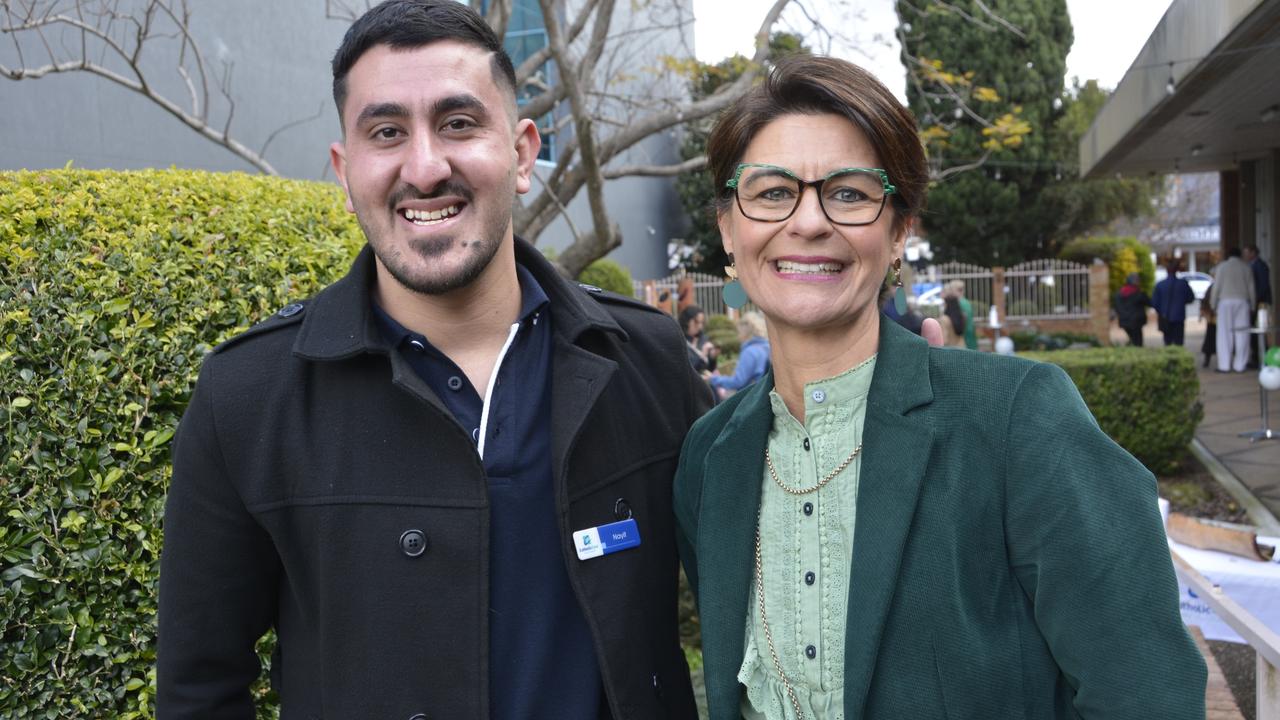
[
  {"xmin": 1262, "ymin": 105, "xmax": 1280, "ymax": 123},
  {"xmin": 1165, "ymin": 63, "xmax": 1175, "ymax": 96},
  {"xmin": 1190, "ymin": 144, "xmax": 1204, "ymax": 156}
]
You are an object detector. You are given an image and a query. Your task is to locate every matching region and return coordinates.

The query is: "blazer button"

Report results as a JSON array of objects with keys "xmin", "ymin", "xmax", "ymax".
[
  {"xmin": 399, "ymin": 529, "xmax": 428, "ymax": 557},
  {"xmin": 614, "ymin": 497, "xmax": 633, "ymax": 520}
]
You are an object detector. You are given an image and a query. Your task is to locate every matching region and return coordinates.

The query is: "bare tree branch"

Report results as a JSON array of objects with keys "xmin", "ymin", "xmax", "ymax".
[{"xmin": 603, "ymin": 156, "xmax": 706, "ymax": 179}]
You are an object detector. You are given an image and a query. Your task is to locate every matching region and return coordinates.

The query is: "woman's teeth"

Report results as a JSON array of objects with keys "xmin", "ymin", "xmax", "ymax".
[
  {"xmin": 776, "ymin": 260, "xmax": 844, "ymax": 274},
  {"xmin": 403, "ymin": 204, "xmax": 461, "ymax": 225}
]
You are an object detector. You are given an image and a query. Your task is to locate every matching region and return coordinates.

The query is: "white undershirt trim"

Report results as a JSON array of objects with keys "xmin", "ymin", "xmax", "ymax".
[{"xmin": 477, "ymin": 320, "xmax": 522, "ymax": 460}]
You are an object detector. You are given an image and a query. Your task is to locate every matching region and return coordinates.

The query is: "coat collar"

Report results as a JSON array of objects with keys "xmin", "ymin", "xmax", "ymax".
[
  {"xmin": 291, "ymin": 237, "xmax": 625, "ymax": 361},
  {"xmin": 698, "ymin": 314, "xmax": 935, "ymax": 719}
]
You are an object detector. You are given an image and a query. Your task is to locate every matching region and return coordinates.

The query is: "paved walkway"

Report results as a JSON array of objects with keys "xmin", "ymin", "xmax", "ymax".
[{"xmin": 1114, "ymin": 319, "xmax": 1280, "ymax": 531}]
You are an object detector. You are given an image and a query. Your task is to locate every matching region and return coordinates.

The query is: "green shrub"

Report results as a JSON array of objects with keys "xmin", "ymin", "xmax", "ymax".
[
  {"xmin": 1, "ymin": 169, "xmax": 363, "ymax": 718},
  {"xmin": 576, "ymin": 257, "xmax": 634, "ymax": 296},
  {"xmin": 1022, "ymin": 346, "xmax": 1202, "ymax": 474},
  {"xmin": 1059, "ymin": 235, "xmax": 1155, "ymax": 297},
  {"xmin": 1009, "ymin": 330, "xmax": 1100, "ymax": 352},
  {"xmin": 704, "ymin": 314, "xmax": 739, "ymax": 356}
]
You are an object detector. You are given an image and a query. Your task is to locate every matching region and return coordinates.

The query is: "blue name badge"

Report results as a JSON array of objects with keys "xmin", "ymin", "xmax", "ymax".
[{"xmin": 574, "ymin": 518, "xmax": 641, "ymax": 560}]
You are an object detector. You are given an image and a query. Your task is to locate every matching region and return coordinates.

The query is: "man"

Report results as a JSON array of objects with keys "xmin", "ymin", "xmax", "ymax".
[
  {"xmin": 156, "ymin": 2, "xmax": 709, "ymax": 717},
  {"xmin": 1152, "ymin": 259, "xmax": 1196, "ymax": 346},
  {"xmin": 1209, "ymin": 247, "xmax": 1256, "ymax": 372},
  {"xmin": 1244, "ymin": 244, "xmax": 1272, "ymax": 368}
]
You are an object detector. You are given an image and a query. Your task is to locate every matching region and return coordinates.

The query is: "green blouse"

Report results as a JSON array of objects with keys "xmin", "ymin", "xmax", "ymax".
[{"xmin": 740, "ymin": 355, "xmax": 876, "ymax": 720}]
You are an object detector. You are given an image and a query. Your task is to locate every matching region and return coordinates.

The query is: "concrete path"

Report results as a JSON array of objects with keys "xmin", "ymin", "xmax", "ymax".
[{"xmin": 1105, "ymin": 318, "xmax": 1279, "ymax": 530}]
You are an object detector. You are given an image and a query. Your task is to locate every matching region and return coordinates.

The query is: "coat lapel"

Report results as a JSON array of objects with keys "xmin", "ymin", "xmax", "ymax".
[
  {"xmin": 696, "ymin": 377, "xmax": 774, "ymax": 717},
  {"xmin": 548, "ymin": 335, "xmax": 617, "ymax": 497},
  {"xmin": 843, "ymin": 317, "xmax": 935, "ymax": 718}
]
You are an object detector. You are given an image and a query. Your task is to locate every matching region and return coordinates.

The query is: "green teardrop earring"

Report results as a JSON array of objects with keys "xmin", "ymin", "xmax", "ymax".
[
  {"xmin": 723, "ymin": 252, "xmax": 748, "ymax": 309},
  {"xmin": 891, "ymin": 258, "xmax": 907, "ymax": 315}
]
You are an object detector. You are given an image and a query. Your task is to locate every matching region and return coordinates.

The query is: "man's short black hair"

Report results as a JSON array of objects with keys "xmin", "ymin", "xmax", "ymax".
[
  {"xmin": 331, "ymin": 0, "xmax": 518, "ymax": 123},
  {"xmin": 1228, "ymin": 246, "xmax": 1242, "ymax": 258}
]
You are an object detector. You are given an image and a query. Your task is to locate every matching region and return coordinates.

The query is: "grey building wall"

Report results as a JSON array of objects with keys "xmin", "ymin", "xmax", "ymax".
[{"xmin": 0, "ymin": 0, "xmax": 694, "ymax": 281}]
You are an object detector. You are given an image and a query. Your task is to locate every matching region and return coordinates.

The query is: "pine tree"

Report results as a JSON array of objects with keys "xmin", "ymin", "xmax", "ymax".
[{"xmin": 899, "ymin": 0, "xmax": 1073, "ymax": 265}]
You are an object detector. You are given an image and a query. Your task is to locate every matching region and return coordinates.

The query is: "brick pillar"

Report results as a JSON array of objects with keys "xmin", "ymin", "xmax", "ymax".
[
  {"xmin": 992, "ymin": 266, "xmax": 1006, "ymax": 327},
  {"xmin": 1089, "ymin": 261, "xmax": 1112, "ymax": 347}
]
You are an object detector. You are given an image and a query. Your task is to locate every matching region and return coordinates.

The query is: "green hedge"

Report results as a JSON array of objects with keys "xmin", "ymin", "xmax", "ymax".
[
  {"xmin": 1, "ymin": 169, "xmax": 363, "ymax": 718},
  {"xmin": 576, "ymin": 257, "xmax": 634, "ymax": 296},
  {"xmin": 1059, "ymin": 235, "xmax": 1155, "ymax": 297},
  {"xmin": 1022, "ymin": 346, "xmax": 1202, "ymax": 474}
]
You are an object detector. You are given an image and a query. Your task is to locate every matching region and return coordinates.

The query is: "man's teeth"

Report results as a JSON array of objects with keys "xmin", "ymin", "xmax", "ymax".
[
  {"xmin": 776, "ymin": 260, "xmax": 844, "ymax": 274},
  {"xmin": 404, "ymin": 205, "xmax": 461, "ymax": 225}
]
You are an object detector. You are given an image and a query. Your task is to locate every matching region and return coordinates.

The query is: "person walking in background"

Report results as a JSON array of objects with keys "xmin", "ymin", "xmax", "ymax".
[
  {"xmin": 680, "ymin": 304, "xmax": 720, "ymax": 376},
  {"xmin": 940, "ymin": 283, "xmax": 967, "ymax": 348},
  {"xmin": 1244, "ymin": 244, "xmax": 1272, "ymax": 368},
  {"xmin": 1115, "ymin": 273, "xmax": 1151, "ymax": 347},
  {"xmin": 947, "ymin": 279, "xmax": 978, "ymax": 349},
  {"xmin": 1152, "ymin": 259, "xmax": 1196, "ymax": 346},
  {"xmin": 710, "ymin": 312, "xmax": 771, "ymax": 400},
  {"xmin": 1210, "ymin": 247, "xmax": 1256, "ymax": 372}
]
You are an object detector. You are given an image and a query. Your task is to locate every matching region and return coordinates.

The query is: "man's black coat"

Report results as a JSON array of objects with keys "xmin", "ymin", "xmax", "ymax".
[{"xmin": 157, "ymin": 240, "xmax": 711, "ymax": 719}]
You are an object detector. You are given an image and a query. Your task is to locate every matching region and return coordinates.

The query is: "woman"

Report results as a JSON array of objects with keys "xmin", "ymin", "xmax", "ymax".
[
  {"xmin": 672, "ymin": 55, "xmax": 1204, "ymax": 719},
  {"xmin": 710, "ymin": 312, "xmax": 771, "ymax": 400},
  {"xmin": 680, "ymin": 304, "xmax": 719, "ymax": 375},
  {"xmin": 939, "ymin": 284, "xmax": 966, "ymax": 348}
]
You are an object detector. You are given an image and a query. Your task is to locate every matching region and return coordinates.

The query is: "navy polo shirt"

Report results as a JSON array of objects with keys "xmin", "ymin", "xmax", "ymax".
[{"xmin": 373, "ymin": 264, "xmax": 603, "ymax": 719}]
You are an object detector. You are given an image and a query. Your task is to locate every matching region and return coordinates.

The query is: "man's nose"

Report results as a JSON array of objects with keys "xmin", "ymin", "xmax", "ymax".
[{"xmin": 400, "ymin": 134, "xmax": 451, "ymax": 193}]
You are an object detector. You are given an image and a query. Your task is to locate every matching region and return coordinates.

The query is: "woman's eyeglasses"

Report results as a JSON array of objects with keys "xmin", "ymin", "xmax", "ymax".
[{"xmin": 726, "ymin": 163, "xmax": 896, "ymax": 226}]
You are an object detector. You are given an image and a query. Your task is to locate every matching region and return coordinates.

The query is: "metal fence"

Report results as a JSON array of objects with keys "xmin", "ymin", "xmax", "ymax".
[
  {"xmin": 1003, "ymin": 258, "xmax": 1091, "ymax": 319},
  {"xmin": 632, "ymin": 257, "xmax": 1094, "ymax": 323}
]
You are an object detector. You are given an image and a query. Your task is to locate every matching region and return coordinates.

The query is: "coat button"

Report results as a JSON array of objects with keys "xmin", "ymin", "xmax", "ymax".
[
  {"xmin": 408, "ymin": 715, "xmax": 427, "ymax": 720},
  {"xmin": 408, "ymin": 339, "xmax": 426, "ymax": 353},
  {"xmin": 805, "ymin": 645, "xmax": 817, "ymax": 659},
  {"xmin": 277, "ymin": 302, "xmax": 304, "ymax": 318},
  {"xmin": 652, "ymin": 672, "xmax": 663, "ymax": 698},
  {"xmin": 399, "ymin": 529, "xmax": 427, "ymax": 557},
  {"xmin": 614, "ymin": 497, "xmax": 632, "ymax": 520}
]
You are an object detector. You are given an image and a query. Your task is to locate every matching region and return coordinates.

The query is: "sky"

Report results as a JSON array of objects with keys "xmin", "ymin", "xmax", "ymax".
[{"xmin": 691, "ymin": 0, "xmax": 1173, "ymax": 100}]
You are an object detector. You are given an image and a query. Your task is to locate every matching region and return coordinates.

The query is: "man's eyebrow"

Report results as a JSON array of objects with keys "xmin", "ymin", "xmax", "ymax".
[
  {"xmin": 354, "ymin": 102, "xmax": 410, "ymax": 128},
  {"xmin": 433, "ymin": 94, "xmax": 488, "ymax": 119}
]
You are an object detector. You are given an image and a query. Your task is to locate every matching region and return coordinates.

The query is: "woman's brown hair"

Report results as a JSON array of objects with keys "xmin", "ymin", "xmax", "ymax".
[{"xmin": 707, "ymin": 55, "xmax": 928, "ymax": 234}]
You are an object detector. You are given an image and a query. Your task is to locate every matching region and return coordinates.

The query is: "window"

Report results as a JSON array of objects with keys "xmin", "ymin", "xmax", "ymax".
[{"xmin": 499, "ymin": 0, "xmax": 558, "ymax": 162}]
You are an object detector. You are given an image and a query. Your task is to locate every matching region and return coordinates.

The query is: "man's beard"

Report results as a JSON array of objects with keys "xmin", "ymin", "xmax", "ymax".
[{"xmin": 358, "ymin": 180, "xmax": 511, "ymax": 296}]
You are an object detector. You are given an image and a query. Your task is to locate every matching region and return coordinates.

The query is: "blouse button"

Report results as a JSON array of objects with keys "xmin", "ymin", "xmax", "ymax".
[
  {"xmin": 802, "ymin": 438, "xmax": 810, "ymax": 451},
  {"xmin": 805, "ymin": 645, "xmax": 817, "ymax": 659},
  {"xmin": 803, "ymin": 502, "xmax": 813, "ymax": 516},
  {"xmin": 804, "ymin": 571, "xmax": 815, "ymax": 586},
  {"xmin": 811, "ymin": 389, "xmax": 826, "ymax": 403}
]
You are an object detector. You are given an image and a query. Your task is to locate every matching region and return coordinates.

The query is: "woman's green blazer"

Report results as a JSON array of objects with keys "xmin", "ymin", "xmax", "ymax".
[{"xmin": 674, "ymin": 315, "xmax": 1207, "ymax": 719}]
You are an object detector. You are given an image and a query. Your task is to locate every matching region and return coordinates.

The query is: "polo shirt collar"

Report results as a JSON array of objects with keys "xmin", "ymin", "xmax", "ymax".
[{"xmin": 292, "ymin": 237, "xmax": 623, "ymax": 362}]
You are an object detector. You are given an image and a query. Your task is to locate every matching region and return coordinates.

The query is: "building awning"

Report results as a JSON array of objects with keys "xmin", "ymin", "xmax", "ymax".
[{"xmin": 1080, "ymin": 0, "xmax": 1280, "ymax": 179}]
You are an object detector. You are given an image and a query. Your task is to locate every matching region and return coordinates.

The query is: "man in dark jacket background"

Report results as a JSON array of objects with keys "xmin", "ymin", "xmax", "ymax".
[
  {"xmin": 157, "ymin": 2, "xmax": 710, "ymax": 717},
  {"xmin": 1152, "ymin": 259, "xmax": 1196, "ymax": 346}
]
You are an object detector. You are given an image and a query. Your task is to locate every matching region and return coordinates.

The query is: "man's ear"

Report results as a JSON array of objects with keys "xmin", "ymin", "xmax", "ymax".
[
  {"xmin": 513, "ymin": 118, "xmax": 541, "ymax": 195},
  {"xmin": 330, "ymin": 142, "xmax": 355, "ymax": 213}
]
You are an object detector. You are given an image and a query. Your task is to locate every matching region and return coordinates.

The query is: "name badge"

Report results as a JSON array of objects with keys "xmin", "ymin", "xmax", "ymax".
[{"xmin": 574, "ymin": 518, "xmax": 641, "ymax": 560}]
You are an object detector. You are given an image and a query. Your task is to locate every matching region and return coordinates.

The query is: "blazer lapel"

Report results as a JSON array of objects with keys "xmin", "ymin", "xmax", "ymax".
[
  {"xmin": 843, "ymin": 317, "xmax": 935, "ymax": 718},
  {"xmin": 696, "ymin": 377, "xmax": 773, "ymax": 718}
]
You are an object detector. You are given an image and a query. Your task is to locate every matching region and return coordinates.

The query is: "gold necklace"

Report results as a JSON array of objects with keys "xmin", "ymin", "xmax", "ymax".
[
  {"xmin": 754, "ymin": 442, "xmax": 862, "ymax": 719},
  {"xmin": 765, "ymin": 444, "xmax": 861, "ymax": 495}
]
